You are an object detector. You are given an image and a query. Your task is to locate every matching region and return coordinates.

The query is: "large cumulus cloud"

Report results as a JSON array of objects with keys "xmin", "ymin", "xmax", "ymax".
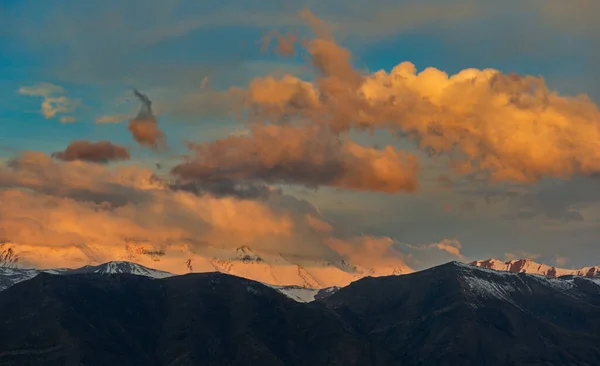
[{"xmin": 241, "ymin": 11, "xmax": 600, "ymax": 184}]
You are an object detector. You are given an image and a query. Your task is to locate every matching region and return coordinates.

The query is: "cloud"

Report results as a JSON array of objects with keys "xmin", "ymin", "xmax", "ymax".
[
  {"xmin": 260, "ymin": 31, "xmax": 298, "ymax": 56},
  {"xmin": 128, "ymin": 89, "xmax": 166, "ymax": 150},
  {"xmin": 95, "ymin": 114, "xmax": 129, "ymax": 124},
  {"xmin": 407, "ymin": 238, "xmax": 466, "ymax": 261},
  {"xmin": 165, "ymin": 14, "xmax": 417, "ymax": 195},
  {"xmin": 555, "ymin": 255, "xmax": 569, "ymax": 267},
  {"xmin": 0, "ymin": 151, "xmax": 410, "ymax": 274},
  {"xmin": 244, "ymin": 16, "xmax": 600, "ymax": 185},
  {"xmin": 59, "ymin": 116, "xmax": 77, "ymax": 123},
  {"xmin": 51, "ymin": 140, "xmax": 131, "ymax": 164},
  {"xmin": 40, "ymin": 96, "xmax": 76, "ymax": 119},
  {"xmin": 504, "ymin": 251, "xmax": 541, "ymax": 261},
  {"xmin": 0, "ymin": 152, "xmax": 150, "ymax": 206},
  {"xmin": 326, "ymin": 236, "xmax": 413, "ymax": 274},
  {"xmin": 17, "ymin": 83, "xmax": 64, "ymax": 97},
  {"xmin": 171, "ymin": 124, "xmax": 418, "ymax": 193},
  {"xmin": 18, "ymin": 82, "xmax": 80, "ymax": 120},
  {"xmin": 489, "ymin": 177, "xmax": 600, "ymax": 222}
]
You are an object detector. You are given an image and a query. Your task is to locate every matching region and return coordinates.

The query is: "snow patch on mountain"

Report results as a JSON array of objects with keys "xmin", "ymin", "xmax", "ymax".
[
  {"xmin": 268, "ymin": 285, "xmax": 321, "ymax": 302},
  {"xmin": 462, "ymin": 274, "xmax": 518, "ymax": 302},
  {"xmin": 455, "ymin": 261, "xmax": 593, "ymax": 307}
]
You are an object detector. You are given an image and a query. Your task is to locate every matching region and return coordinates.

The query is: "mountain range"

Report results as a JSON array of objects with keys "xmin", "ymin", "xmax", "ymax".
[
  {"xmin": 2, "ymin": 256, "xmax": 599, "ymax": 302},
  {"xmin": 1, "ymin": 261, "xmax": 600, "ymax": 365}
]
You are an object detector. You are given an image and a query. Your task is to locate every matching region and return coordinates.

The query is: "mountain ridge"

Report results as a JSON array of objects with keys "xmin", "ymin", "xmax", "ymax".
[
  {"xmin": 0, "ymin": 261, "xmax": 340, "ymax": 303},
  {"xmin": 471, "ymin": 258, "xmax": 600, "ymax": 278},
  {"xmin": 321, "ymin": 261, "xmax": 600, "ymax": 365},
  {"xmin": 1, "ymin": 261, "xmax": 600, "ymax": 365}
]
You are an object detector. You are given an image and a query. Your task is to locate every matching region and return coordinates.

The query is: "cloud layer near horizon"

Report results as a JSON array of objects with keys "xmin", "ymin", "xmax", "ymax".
[{"xmin": 0, "ymin": 151, "xmax": 417, "ymax": 273}]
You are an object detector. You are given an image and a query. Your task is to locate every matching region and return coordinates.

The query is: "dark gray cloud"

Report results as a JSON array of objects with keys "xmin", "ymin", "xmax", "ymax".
[
  {"xmin": 128, "ymin": 89, "xmax": 166, "ymax": 150},
  {"xmin": 514, "ymin": 177, "xmax": 600, "ymax": 221},
  {"xmin": 51, "ymin": 140, "xmax": 130, "ymax": 163},
  {"xmin": 154, "ymin": 174, "xmax": 277, "ymax": 200}
]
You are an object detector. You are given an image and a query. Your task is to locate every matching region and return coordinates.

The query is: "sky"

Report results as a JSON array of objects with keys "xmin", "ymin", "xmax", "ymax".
[{"xmin": 1, "ymin": 0, "xmax": 600, "ymax": 272}]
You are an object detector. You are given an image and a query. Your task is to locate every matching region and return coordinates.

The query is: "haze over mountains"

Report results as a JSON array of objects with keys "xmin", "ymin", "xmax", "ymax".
[
  {"xmin": 0, "ymin": 242, "xmax": 413, "ymax": 289},
  {"xmin": 3, "ymin": 235, "xmax": 599, "ymax": 292}
]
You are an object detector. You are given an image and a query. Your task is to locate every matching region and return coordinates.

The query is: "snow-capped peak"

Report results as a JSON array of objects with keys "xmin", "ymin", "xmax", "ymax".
[
  {"xmin": 0, "ymin": 260, "xmax": 332, "ymax": 303},
  {"xmin": 70, "ymin": 261, "xmax": 174, "ymax": 279},
  {"xmin": 470, "ymin": 258, "xmax": 600, "ymax": 278}
]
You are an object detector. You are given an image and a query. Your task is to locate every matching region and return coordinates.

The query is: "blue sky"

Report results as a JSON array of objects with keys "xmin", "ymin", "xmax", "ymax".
[{"xmin": 2, "ymin": 0, "xmax": 600, "ymax": 269}]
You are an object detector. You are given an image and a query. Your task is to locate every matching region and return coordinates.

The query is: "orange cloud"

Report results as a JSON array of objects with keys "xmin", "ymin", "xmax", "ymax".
[
  {"xmin": 326, "ymin": 236, "xmax": 413, "ymax": 275},
  {"xmin": 171, "ymin": 124, "xmax": 418, "ymax": 193},
  {"xmin": 0, "ymin": 153, "xmax": 410, "ymax": 278},
  {"xmin": 246, "ymin": 12, "xmax": 600, "ymax": 184},
  {"xmin": 406, "ymin": 238, "xmax": 466, "ymax": 261}
]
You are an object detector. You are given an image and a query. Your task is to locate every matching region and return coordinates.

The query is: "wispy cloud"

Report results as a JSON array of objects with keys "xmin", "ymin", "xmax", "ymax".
[
  {"xmin": 407, "ymin": 238, "xmax": 467, "ymax": 261},
  {"xmin": 18, "ymin": 82, "xmax": 80, "ymax": 120},
  {"xmin": 95, "ymin": 114, "xmax": 129, "ymax": 124}
]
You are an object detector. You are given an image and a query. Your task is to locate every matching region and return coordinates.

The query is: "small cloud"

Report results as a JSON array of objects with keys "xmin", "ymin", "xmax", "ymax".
[
  {"xmin": 504, "ymin": 252, "xmax": 541, "ymax": 261},
  {"xmin": 59, "ymin": 116, "xmax": 76, "ymax": 124},
  {"xmin": 228, "ymin": 128, "xmax": 250, "ymax": 137},
  {"xmin": 95, "ymin": 114, "xmax": 129, "ymax": 124},
  {"xmin": 18, "ymin": 83, "xmax": 64, "ymax": 97},
  {"xmin": 555, "ymin": 255, "xmax": 569, "ymax": 267},
  {"xmin": 433, "ymin": 239, "xmax": 466, "ymax": 260},
  {"xmin": 406, "ymin": 238, "xmax": 466, "ymax": 261},
  {"xmin": 200, "ymin": 76, "xmax": 209, "ymax": 89},
  {"xmin": 128, "ymin": 89, "xmax": 166, "ymax": 150},
  {"xmin": 18, "ymin": 82, "xmax": 79, "ymax": 120}
]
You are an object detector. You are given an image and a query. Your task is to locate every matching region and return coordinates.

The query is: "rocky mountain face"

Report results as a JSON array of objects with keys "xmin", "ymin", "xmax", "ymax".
[
  {"xmin": 1, "ymin": 262, "xmax": 600, "ymax": 365},
  {"xmin": 471, "ymin": 258, "xmax": 600, "ymax": 278}
]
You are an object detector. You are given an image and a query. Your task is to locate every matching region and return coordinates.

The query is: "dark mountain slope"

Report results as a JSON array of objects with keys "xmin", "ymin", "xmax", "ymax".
[
  {"xmin": 0, "ymin": 272, "xmax": 391, "ymax": 366},
  {"xmin": 322, "ymin": 262, "xmax": 600, "ymax": 366},
  {"xmin": 2, "ymin": 262, "xmax": 600, "ymax": 365}
]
